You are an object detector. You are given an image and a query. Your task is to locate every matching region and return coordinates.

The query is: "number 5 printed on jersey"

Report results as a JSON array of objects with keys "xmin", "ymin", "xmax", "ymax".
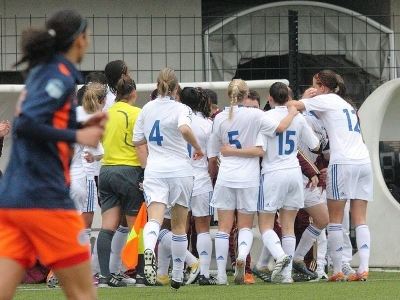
[
  {"xmin": 149, "ymin": 120, "xmax": 163, "ymax": 146},
  {"xmin": 228, "ymin": 130, "xmax": 242, "ymax": 148}
]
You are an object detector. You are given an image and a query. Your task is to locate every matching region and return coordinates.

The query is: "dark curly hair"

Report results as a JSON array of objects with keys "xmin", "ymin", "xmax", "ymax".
[{"xmin": 180, "ymin": 87, "xmax": 211, "ymax": 119}]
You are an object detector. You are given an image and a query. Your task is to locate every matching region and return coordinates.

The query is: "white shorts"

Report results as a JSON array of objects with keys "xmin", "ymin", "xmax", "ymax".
[
  {"xmin": 211, "ymin": 184, "xmax": 258, "ymax": 212},
  {"xmin": 85, "ymin": 178, "xmax": 98, "ymax": 213},
  {"xmin": 258, "ymin": 168, "xmax": 304, "ymax": 212},
  {"xmin": 143, "ymin": 176, "xmax": 194, "ymax": 209},
  {"xmin": 190, "ymin": 191, "xmax": 214, "ymax": 217},
  {"xmin": 303, "ymin": 187, "xmax": 324, "ymax": 208},
  {"xmin": 326, "ymin": 163, "xmax": 373, "ymax": 201},
  {"xmin": 70, "ymin": 177, "xmax": 97, "ymax": 213}
]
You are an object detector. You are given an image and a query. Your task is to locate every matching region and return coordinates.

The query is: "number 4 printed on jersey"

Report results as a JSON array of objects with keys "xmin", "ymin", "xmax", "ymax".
[{"xmin": 149, "ymin": 120, "xmax": 163, "ymax": 146}]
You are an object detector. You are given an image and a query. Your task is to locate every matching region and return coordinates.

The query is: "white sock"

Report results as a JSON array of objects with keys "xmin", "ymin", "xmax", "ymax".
[
  {"xmin": 185, "ymin": 250, "xmax": 198, "ymax": 267},
  {"xmin": 197, "ymin": 232, "xmax": 212, "ymax": 277},
  {"xmin": 293, "ymin": 225, "xmax": 321, "ymax": 261},
  {"xmin": 84, "ymin": 228, "xmax": 92, "ymax": 254},
  {"xmin": 256, "ymin": 246, "xmax": 272, "ymax": 269},
  {"xmin": 342, "ymin": 201, "xmax": 353, "ymax": 264},
  {"xmin": 109, "ymin": 225, "xmax": 128, "ymax": 274},
  {"xmin": 281, "ymin": 235, "xmax": 296, "ymax": 276},
  {"xmin": 316, "ymin": 229, "xmax": 328, "ymax": 267},
  {"xmin": 171, "ymin": 234, "xmax": 188, "ymax": 282},
  {"xmin": 91, "ymin": 238, "xmax": 100, "ymax": 275},
  {"xmin": 355, "ymin": 225, "xmax": 370, "ymax": 273},
  {"xmin": 157, "ymin": 229, "xmax": 172, "ymax": 276},
  {"xmin": 328, "ymin": 223, "xmax": 343, "ymax": 274},
  {"xmin": 237, "ymin": 228, "xmax": 253, "ymax": 261},
  {"xmin": 215, "ymin": 231, "xmax": 229, "ymax": 278},
  {"xmin": 261, "ymin": 229, "xmax": 285, "ymax": 260},
  {"xmin": 143, "ymin": 219, "xmax": 161, "ymax": 251}
]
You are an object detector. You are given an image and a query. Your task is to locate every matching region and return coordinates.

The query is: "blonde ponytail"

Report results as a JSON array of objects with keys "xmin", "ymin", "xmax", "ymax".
[{"xmin": 227, "ymin": 79, "xmax": 248, "ymax": 120}]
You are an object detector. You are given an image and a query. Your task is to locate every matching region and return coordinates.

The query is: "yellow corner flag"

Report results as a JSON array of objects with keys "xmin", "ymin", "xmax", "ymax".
[{"xmin": 121, "ymin": 202, "xmax": 147, "ymax": 269}]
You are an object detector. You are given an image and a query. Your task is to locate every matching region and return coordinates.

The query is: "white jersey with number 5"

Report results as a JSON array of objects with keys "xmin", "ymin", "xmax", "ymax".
[
  {"xmin": 133, "ymin": 96, "xmax": 193, "ymax": 178},
  {"xmin": 261, "ymin": 106, "xmax": 320, "ymax": 174},
  {"xmin": 208, "ymin": 106, "xmax": 279, "ymax": 188},
  {"xmin": 300, "ymin": 94, "xmax": 370, "ymax": 165}
]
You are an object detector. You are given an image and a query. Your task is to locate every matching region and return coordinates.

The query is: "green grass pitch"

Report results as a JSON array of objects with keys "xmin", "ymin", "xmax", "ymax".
[{"xmin": 14, "ymin": 269, "xmax": 400, "ymax": 300}]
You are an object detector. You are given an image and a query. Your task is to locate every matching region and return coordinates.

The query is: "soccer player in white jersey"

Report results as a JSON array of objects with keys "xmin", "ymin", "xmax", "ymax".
[
  {"xmin": 133, "ymin": 68, "xmax": 204, "ymax": 290},
  {"xmin": 180, "ymin": 87, "xmax": 216, "ymax": 285},
  {"xmin": 291, "ymin": 110, "xmax": 330, "ymax": 280},
  {"xmin": 207, "ymin": 79, "xmax": 298, "ymax": 285},
  {"xmin": 70, "ymin": 83, "xmax": 106, "ymax": 234},
  {"xmin": 288, "ymin": 69, "xmax": 373, "ymax": 282},
  {"xmin": 252, "ymin": 82, "xmax": 319, "ymax": 284}
]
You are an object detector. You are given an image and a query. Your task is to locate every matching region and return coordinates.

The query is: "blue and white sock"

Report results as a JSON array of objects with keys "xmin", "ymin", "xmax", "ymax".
[
  {"xmin": 171, "ymin": 234, "xmax": 188, "ymax": 282},
  {"xmin": 215, "ymin": 231, "xmax": 230, "ymax": 278},
  {"xmin": 84, "ymin": 228, "xmax": 91, "ymax": 254},
  {"xmin": 328, "ymin": 223, "xmax": 343, "ymax": 275},
  {"xmin": 293, "ymin": 225, "xmax": 321, "ymax": 261},
  {"xmin": 185, "ymin": 250, "xmax": 198, "ymax": 267},
  {"xmin": 143, "ymin": 219, "xmax": 161, "ymax": 252},
  {"xmin": 355, "ymin": 224, "xmax": 370, "ymax": 273},
  {"xmin": 157, "ymin": 229, "xmax": 172, "ymax": 276},
  {"xmin": 261, "ymin": 229, "xmax": 285, "ymax": 260},
  {"xmin": 256, "ymin": 246, "xmax": 272, "ymax": 270},
  {"xmin": 281, "ymin": 235, "xmax": 296, "ymax": 276},
  {"xmin": 91, "ymin": 238, "xmax": 100, "ymax": 275},
  {"xmin": 237, "ymin": 228, "xmax": 253, "ymax": 261},
  {"xmin": 316, "ymin": 228, "xmax": 328, "ymax": 267},
  {"xmin": 197, "ymin": 232, "xmax": 212, "ymax": 277},
  {"xmin": 110, "ymin": 225, "xmax": 128, "ymax": 274}
]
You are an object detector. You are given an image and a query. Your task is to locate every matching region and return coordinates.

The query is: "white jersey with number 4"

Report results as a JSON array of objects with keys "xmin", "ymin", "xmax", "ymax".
[
  {"xmin": 300, "ymin": 94, "xmax": 370, "ymax": 165},
  {"xmin": 133, "ymin": 96, "xmax": 194, "ymax": 178},
  {"xmin": 261, "ymin": 106, "xmax": 320, "ymax": 174},
  {"xmin": 208, "ymin": 106, "xmax": 279, "ymax": 188}
]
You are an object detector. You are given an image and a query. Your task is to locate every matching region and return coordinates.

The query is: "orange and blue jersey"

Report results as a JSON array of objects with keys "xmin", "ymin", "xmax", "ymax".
[{"xmin": 0, "ymin": 54, "xmax": 83, "ymax": 210}]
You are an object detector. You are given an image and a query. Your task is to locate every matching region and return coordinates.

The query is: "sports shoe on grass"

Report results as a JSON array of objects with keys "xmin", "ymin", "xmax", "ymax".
[
  {"xmin": 342, "ymin": 263, "xmax": 356, "ymax": 277},
  {"xmin": 198, "ymin": 275, "xmax": 217, "ymax": 285},
  {"xmin": 271, "ymin": 254, "xmax": 290, "ymax": 283},
  {"xmin": 252, "ymin": 266, "xmax": 271, "ymax": 282},
  {"xmin": 278, "ymin": 275, "xmax": 293, "ymax": 284},
  {"xmin": 144, "ymin": 248, "xmax": 157, "ymax": 285},
  {"xmin": 216, "ymin": 275, "xmax": 229, "ymax": 285},
  {"xmin": 135, "ymin": 274, "xmax": 152, "ymax": 287},
  {"xmin": 185, "ymin": 259, "xmax": 200, "ymax": 285},
  {"xmin": 171, "ymin": 278, "xmax": 182, "ymax": 291},
  {"xmin": 233, "ymin": 257, "xmax": 245, "ymax": 285},
  {"xmin": 46, "ymin": 270, "xmax": 58, "ymax": 288},
  {"xmin": 92, "ymin": 275, "xmax": 99, "ymax": 286},
  {"xmin": 292, "ymin": 271, "xmax": 313, "ymax": 282},
  {"xmin": 155, "ymin": 274, "xmax": 170, "ymax": 286},
  {"xmin": 112, "ymin": 272, "xmax": 136, "ymax": 284},
  {"xmin": 98, "ymin": 274, "xmax": 127, "ymax": 287},
  {"xmin": 327, "ymin": 272, "xmax": 345, "ymax": 282},
  {"xmin": 315, "ymin": 263, "xmax": 328, "ymax": 280},
  {"xmin": 292, "ymin": 260, "xmax": 318, "ymax": 280},
  {"xmin": 347, "ymin": 271, "xmax": 369, "ymax": 281},
  {"xmin": 244, "ymin": 273, "xmax": 255, "ymax": 284}
]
